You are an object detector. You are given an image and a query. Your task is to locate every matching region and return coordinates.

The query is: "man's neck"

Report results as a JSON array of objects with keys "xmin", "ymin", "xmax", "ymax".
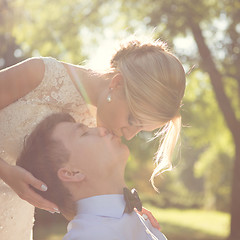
[
  {"xmin": 74, "ymin": 193, "xmax": 126, "ymax": 218},
  {"xmin": 70, "ymin": 182, "xmax": 126, "ymax": 202}
]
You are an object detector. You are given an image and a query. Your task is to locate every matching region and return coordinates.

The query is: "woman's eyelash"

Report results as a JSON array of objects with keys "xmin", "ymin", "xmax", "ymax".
[
  {"xmin": 128, "ymin": 115, "xmax": 134, "ymax": 125},
  {"xmin": 128, "ymin": 115, "xmax": 144, "ymax": 128}
]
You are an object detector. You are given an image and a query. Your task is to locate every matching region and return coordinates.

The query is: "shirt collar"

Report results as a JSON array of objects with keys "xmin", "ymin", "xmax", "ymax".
[{"xmin": 76, "ymin": 194, "xmax": 126, "ymax": 219}]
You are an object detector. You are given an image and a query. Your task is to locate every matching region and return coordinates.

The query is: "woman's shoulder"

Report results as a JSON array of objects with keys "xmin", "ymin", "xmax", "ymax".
[
  {"xmin": 30, "ymin": 57, "xmax": 87, "ymax": 80},
  {"xmin": 28, "ymin": 56, "xmax": 60, "ymax": 70},
  {"xmin": 33, "ymin": 56, "xmax": 70, "ymax": 83},
  {"xmin": 27, "ymin": 56, "xmax": 64, "ymax": 71}
]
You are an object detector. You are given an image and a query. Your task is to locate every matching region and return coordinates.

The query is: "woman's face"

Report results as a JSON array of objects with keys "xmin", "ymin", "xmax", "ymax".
[{"xmin": 96, "ymin": 85, "xmax": 159, "ymax": 140}]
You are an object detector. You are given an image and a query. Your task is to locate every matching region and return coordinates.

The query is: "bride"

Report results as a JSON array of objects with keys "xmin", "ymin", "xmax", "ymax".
[{"xmin": 0, "ymin": 38, "xmax": 186, "ymax": 239}]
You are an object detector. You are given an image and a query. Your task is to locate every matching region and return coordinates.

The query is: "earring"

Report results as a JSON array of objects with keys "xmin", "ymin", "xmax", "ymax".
[{"xmin": 107, "ymin": 88, "xmax": 113, "ymax": 103}]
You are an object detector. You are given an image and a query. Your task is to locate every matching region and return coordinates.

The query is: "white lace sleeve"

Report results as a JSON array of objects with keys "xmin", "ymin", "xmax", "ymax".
[{"xmin": 21, "ymin": 57, "xmax": 96, "ymax": 126}]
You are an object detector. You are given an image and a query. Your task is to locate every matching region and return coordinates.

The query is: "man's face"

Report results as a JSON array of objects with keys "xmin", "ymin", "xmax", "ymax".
[{"xmin": 52, "ymin": 122, "xmax": 129, "ymax": 184}]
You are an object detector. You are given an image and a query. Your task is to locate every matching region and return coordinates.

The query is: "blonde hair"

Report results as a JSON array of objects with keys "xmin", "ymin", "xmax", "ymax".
[{"xmin": 110, "ymin": 39, "xmax": 186, "ymax": 189}]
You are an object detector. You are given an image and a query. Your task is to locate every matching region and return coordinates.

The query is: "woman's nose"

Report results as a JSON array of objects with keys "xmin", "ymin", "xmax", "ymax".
[{"xmin": 123, "ymin": 126, "xmax": 142, "ymax": 140}]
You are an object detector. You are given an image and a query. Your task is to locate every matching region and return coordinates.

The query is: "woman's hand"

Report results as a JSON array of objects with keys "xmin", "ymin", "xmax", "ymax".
[
  {"xmin": 2, "ymin": 164, "xmax": 59, "ymax": 213},
  {"xmin": 137, "ymin": 207, "xmax": 161, "ymax": 230}
]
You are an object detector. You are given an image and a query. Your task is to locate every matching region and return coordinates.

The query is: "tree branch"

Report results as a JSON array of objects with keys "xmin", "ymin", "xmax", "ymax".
[{"xmin": 188, "ymin": 21, "xmax": 240, "ymax": 138}]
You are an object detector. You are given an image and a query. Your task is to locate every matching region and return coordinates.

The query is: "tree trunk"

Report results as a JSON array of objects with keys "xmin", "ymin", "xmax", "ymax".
[
  {"xmin": 188, "ymin": 20, "xmax": 240, "ymax": 240},
  {"xmin": 228, "ymin": 135, "xmax": 240, "ymax": 240}
]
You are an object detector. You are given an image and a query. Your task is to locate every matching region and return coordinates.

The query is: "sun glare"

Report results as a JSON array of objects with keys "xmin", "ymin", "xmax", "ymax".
[{"xmin": 86, "ymin": 39, "xmax": 117, "ymax": 71}]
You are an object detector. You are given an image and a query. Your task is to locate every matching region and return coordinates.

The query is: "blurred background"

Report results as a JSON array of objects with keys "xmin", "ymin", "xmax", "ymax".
[{"xmin": 1, "ymin": 0, "xmax": 240, "ymax": 239}]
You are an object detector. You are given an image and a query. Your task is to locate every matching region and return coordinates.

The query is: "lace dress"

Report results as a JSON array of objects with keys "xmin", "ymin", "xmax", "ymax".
[{"xmin": 0, "ymin": 57, "xmax": 96, "ymax": 240}]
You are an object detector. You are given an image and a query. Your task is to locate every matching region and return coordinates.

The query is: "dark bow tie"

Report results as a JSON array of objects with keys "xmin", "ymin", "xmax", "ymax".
[{"xmin": 123, "ymin": 187, "xmax": 142, "ymax": 213}]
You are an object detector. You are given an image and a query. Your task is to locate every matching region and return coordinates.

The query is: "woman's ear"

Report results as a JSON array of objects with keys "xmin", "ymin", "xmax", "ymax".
[
  {"xmin": 109, "ymin": 73, "xmax": 124, "ymax": 89},
  {"xmin": 58, "ymin": 168, "xmax": 85, "ymax": 183}
]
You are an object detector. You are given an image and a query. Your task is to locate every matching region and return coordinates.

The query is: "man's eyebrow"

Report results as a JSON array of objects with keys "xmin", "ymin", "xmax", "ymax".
[
  {"xmin": 75, "ymin": 123, "xmax": 88, "ymax": 134},
  {"xmin": 76, "ymin": 123, "xmax": 85, "ymax": 129}
]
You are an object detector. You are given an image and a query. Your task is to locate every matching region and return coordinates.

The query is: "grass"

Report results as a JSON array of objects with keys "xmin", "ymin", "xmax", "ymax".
[
  {"xmin": 33, "ymin": 207, "xmax": 230, "ymax": 240},
  {"xmin": 146, "ymin": 205, "xmax": 230, "ymax": 240},
  {"xmin": 34, "ymin": 219, "xmax": 67, "ymax": 240}
]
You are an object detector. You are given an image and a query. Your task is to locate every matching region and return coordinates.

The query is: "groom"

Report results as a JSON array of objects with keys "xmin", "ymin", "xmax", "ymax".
[{"xmin": 17, "ymin": 113, "xmax": 167, "ymax": 240}]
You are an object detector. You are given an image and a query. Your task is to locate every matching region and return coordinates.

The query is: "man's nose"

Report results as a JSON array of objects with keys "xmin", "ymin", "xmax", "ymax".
[
  {"xmin": 123, "ymin": 126, "xmax": 142, "ymax": 140},
  {"xmin": 97, "ymin": 127, "xmax": 109, "ymax": 137}
]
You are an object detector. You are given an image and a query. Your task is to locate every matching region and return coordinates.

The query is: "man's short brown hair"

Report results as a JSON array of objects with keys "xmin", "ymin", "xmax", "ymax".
[{"xmin": 17, "ymin": 113, "xmax": 76, "ymax": 218}]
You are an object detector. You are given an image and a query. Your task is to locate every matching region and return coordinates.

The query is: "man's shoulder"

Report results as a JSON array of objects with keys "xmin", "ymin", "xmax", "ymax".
[
  {"xmin": 63, "ymin": 228, "xmax": 113, "ymax": 240},
  {"xmin": 63, "ymin": 216, "xmax": 116, "ymax": 240}
]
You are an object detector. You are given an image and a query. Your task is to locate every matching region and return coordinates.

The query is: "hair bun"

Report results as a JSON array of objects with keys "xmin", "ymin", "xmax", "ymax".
[{"xmin": 110, "ymin": 39, "xmax": 169, "ymax": 69}]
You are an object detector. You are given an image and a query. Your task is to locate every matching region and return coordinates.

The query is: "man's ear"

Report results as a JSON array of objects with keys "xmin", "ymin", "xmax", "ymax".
[
  {"xmin": 57, "ymin": 168, "xmax": 85, "ymax": 183},
  {"xmin": 109, "ymin": 73, "xmax": 124, "ymax": 90}
]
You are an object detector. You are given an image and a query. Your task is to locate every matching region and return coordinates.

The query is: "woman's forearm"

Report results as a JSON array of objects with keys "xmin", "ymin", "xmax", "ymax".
[{"xmin": 0, "ymin": 157, "xmax": 12, "ymax": 182}]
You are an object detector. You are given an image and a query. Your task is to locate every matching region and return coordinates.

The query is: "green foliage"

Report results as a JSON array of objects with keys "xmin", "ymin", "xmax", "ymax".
[
  {"xmin": 182, "ymin": 70, "xmax": 234, "ymax": 210},
  {"xmin": 8, "ymin": 0, "xmax": 124, "ymax": 63},
  {"xmin": 11, "ymin": 0, "xmax": 87, "ymax": 61}
]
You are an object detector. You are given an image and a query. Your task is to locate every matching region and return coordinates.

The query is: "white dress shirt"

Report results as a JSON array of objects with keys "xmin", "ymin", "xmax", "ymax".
[{"xmin": 63, "ymin": 194, "xmax": 167, "ymax": 240}]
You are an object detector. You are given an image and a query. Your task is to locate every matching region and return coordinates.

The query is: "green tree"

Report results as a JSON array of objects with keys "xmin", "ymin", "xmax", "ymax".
[
  {"xmin": 0, "ymin": 0, "xmax": 26, "ymax": 68},
  {"xmin": 182, "ymin": 70, "xmax": 234, "ymax": 211},
  {"xmin": 119, "ymin": 0, "xmax": 240, "ymax": 239},
  {"xmin": 8, "ymin": 0, "xmax": 124, "ymax": 64}
]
